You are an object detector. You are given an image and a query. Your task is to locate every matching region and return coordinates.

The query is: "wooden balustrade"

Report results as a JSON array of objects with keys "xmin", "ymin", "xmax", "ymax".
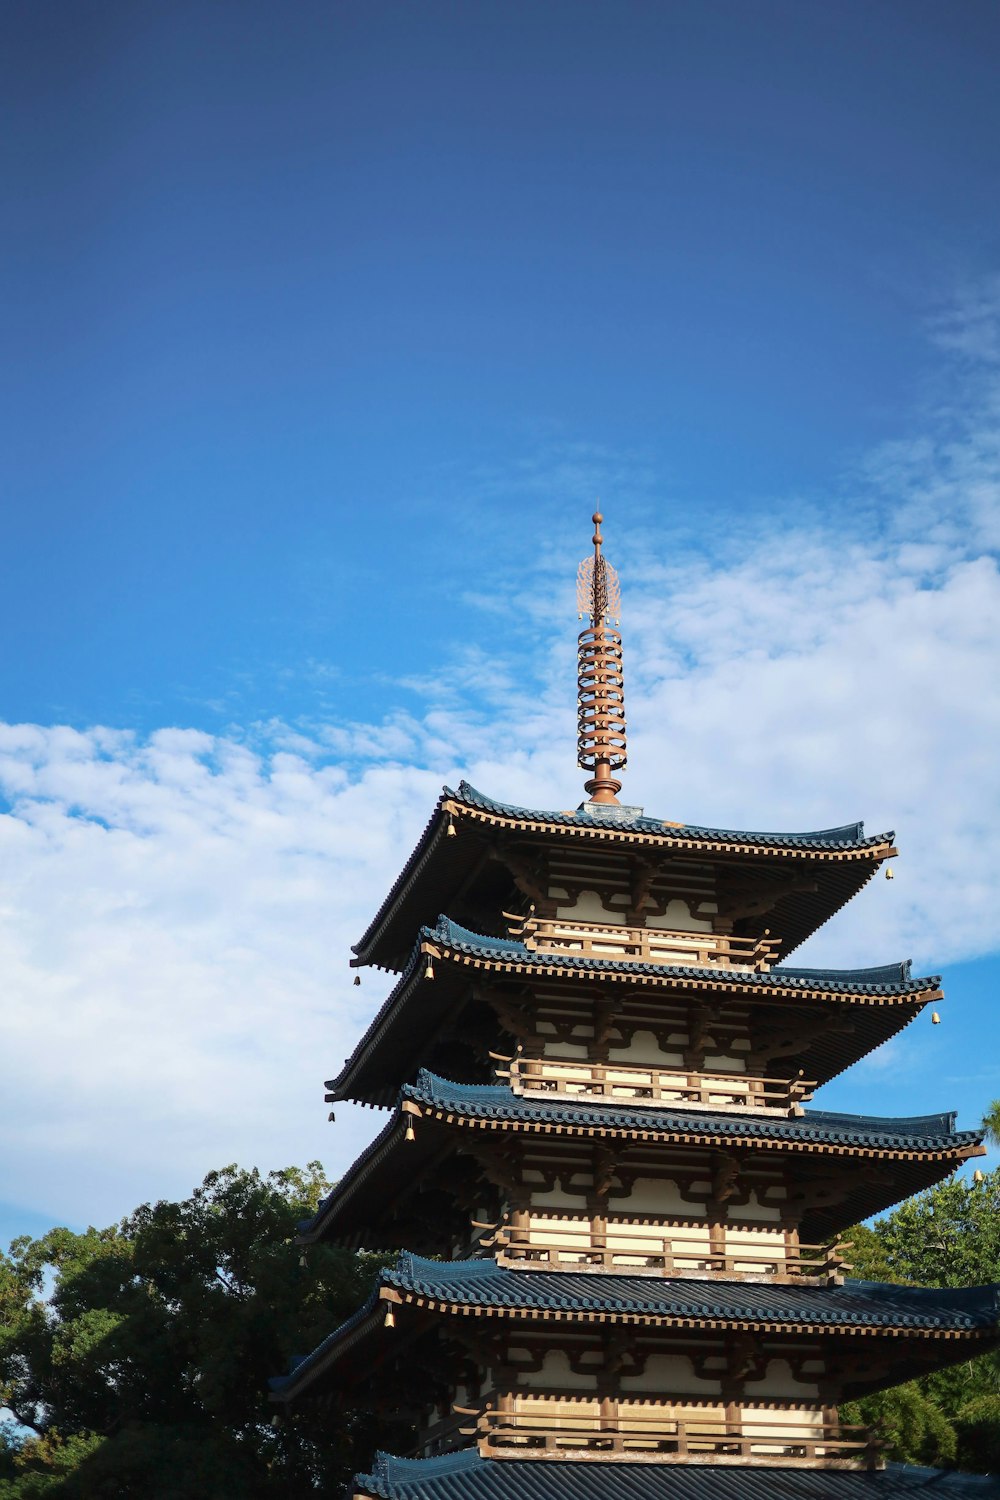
[
  {"xmin": 506, "ymin": 1055, "xmax": 814, "ymax": 1115},
  {"xmin": 516, "ymin": 916, "xmax": 781, "ymax": 972},
  {"xmin": 464, "ymin": 1408, "xmax": 880, "ymax": 1468},
  {"xmin": 494, "ymin": 1225, "xmax": 850, "ymax": 1284}
]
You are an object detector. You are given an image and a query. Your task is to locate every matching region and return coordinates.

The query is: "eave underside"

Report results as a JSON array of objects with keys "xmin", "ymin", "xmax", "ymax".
[
  {"xmin": 328, "ymin": 956, "xmax": 936, "ymax": 1109},
  {"xmin": 274, "ymin": 1294, "xmax": 997, "ymax": 1407},
  {"xmin": 353, "ymin": 788, "xmax": 896, "ymax": 972},
  {"xmin": 302, "ymin": 1101, "xmax": 982, "ymax": 1250}
]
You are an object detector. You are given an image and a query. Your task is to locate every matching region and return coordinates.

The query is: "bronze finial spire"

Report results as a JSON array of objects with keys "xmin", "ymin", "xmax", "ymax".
[{"xmin": 576, "ymin": 509, "xmax": 627, "ymax": 804}]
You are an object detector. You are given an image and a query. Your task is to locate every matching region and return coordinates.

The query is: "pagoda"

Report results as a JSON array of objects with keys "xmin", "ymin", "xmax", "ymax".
[{"xmin": 272, "ymin": 515, "xmax": 1000, "ymax": 1498}]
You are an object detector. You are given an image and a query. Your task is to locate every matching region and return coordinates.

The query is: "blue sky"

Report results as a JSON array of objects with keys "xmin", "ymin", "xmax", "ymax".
[{"xmin": 1, "ymin": 1, "xmax": 999, "ymax": 1247}]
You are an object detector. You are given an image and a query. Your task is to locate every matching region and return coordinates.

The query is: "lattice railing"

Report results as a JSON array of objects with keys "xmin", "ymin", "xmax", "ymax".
[
  {"xmin": 462, "ymin": 1408, "xmax": 880, "ymax": 1468},
  {"xmin": 514, "ymin": 915, "xmax": 780, "ymax": 971},
  {"xmin": 505, "ymin": 1055, "xmax": 814, "ymax": 1115},
  {"xmin": 492, "ymin": 1224, "xmax": 851, "ymax": 1283}
]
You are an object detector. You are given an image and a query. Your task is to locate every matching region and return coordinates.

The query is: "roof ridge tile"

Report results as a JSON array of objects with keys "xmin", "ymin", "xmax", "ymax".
[{"xmin": 454, "ymin": 781, "xmax": 894, "ymax": 850}]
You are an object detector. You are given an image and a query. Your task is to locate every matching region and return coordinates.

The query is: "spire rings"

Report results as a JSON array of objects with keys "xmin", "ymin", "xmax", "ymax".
[{"xmin": 577, "ymin": 624, "xmax": 627, "ymax": 773}]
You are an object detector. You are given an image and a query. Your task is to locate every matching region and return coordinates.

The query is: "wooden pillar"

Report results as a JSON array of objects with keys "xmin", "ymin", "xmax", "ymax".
[
  {"xmin": 725, "ymin": 1398, "xmax": 741, "ymax": 1451},
  {"xmin": 590, "ymin": 1208, "xmax": 608, "ymax": 1267},
  {"xmin": 509, "ymin": 1202, "xmax": 529, "ymax": 1259},
  {"xmin": 709, "ymin": 1206, "xmax": 727, "ymax": 1272},
  {"xmin": 590, "ymin": 1141, "xmax": 613, "ymax": 1266},
  {"xmin": 783, "ymin": 1220, "xmax": 800, "ymax": 1277}
]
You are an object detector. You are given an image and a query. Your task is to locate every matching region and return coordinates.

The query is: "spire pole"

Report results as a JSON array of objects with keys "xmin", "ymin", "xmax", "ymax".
[{"xmin": 576, "ymin": 509, "xmax": 627, "ymax": 804}]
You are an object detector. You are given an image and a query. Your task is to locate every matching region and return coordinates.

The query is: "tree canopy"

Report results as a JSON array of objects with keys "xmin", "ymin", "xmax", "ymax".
[
  {"xmin": 2, "ymin": 1161, "xmax": 999, "ymax": 1492},
  {"xmin": 0, "ymin": 1164, "xmax": 393, "ymax": 1498},
  {"xmin": 844, "ymin": 1164, "xmax": 1000, "ymax": 1473}
]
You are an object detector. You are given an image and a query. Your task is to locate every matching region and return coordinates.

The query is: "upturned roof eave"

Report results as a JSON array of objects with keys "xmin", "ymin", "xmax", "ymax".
[
  {"xmin": 406, "ymin": 1073, "xmax": 981, "ymax": 1152},
  {"xmin": 328, "ymin": 923, "xmax": 941, "ymax": 1108},
  {"xmin": 301, "ymin": 1072, "xmax": 984, "ymax": 1248},
  {"xmin": 384, "ymin": 1255, "xmax": 1000, "ymax": 1330},
  {"xmin": 271, "ymin": 1259, "xmax": 1000, "ymax": 1403},
  {"xmin": 451, "ymin": 782, "xmax": 895, "ymax": 854},
  {"xmin": 422, "ymin": 916, "xmax": 940, "ymax": 998},
  {"xmin": 351, "ymin": 784, "xmax": 897, "ymax": 970}
]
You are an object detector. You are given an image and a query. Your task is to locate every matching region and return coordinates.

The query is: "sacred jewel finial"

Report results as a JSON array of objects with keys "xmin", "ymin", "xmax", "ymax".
[{"xmin": 576, "ymin": 509, "xmax": 627, "ymax": 804}]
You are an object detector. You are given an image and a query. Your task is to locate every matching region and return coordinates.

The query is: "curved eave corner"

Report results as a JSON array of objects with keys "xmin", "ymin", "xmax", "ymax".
[
  {"xmin": 350, "ymin": 782, "xmax": 897, "ymax": 970},
  {"xmin": 269, "ymin": 1256, "xmax": 1000, "ymax": 1404},
  {"xmin": 450, "ymin": 782, "xmax": 896, "ymax": 857}
]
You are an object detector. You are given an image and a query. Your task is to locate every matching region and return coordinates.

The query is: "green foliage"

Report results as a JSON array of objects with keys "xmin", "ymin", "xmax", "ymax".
[
  {"xmin": 841, "ymin": 1384, "xmax": 957, "ymax": 1469},
  {"xmin": 845, "ymin": 1164, "xmax": 1000, "ymax": 1474},
  {"xmin": 850, "ymin": 1169, "xmax": 1000, "ymax": 1289},
  {"xmin": 955, "ymin": 1395, "xmax": 1000, "ymax": 1473},
  {"xmin": 0, "ymin": 1164, "xmax": 394, "ymax": 1498},
  {"xmin": 982, "ymin": 1100, "xmax": 1000, "ymax": 1150},
  {"xmin": 0, "ymin": 1430, "xmax": 106, "ymax": 1499}
]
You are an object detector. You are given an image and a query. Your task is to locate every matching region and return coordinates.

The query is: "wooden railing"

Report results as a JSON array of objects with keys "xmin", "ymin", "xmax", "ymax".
[
  {"xmin": 463, "ymin": 1409, "xmax": 880, "ymax": 1468},
  {"xmin": 515, "ymin": 916, "xmax": 781, "ymax": 972},
  {"xmin": 493, "ymin": 1225, "xmax": 851, "ymax": 1284},
  {"xmin": 506, "ymin": 1055, "xmax": 814, "ymax": 1115}
]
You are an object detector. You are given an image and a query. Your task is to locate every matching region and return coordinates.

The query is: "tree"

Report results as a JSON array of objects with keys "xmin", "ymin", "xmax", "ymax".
[
  {"xmin": 955, "ymin": 1395, "xmax": 1000, "ymax": 1474},
  {"xmin": 846, "ymin": 1165, "xmax": 1000, "ymax": 1472},
  {"xmin": 850, "ymin": 1169, "xmax": 1000, "ymax": 1290},
  {"xmin": 982, "ymin": 1100, "xmax": 1000, "ymax": 1151},
  {"xmin": 0, "ymin": 1165, "xmax": 394, "ymax": 1498},
  {"xmin": 840, "ymin": 1383, "xmax": 956, "ymax": 1470}
]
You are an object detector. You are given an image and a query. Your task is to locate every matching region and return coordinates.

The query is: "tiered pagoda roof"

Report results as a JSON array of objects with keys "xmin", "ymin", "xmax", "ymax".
[
  {"xmin": 424, "ymin": 919, "xmax": 929, "ymax": 996},
  {"xmin": 272, "ymin": 1254, "xmax": 999, "ymax": 1402},
  {"xmin": 353, "ymin": 783, "xmax": 897, "ymax": 972},
  {"xmin": 331, "ymin": 916, "xmax": 940, "ymax": 1107},
  {"xmin": 355, "ymin": 1448, "xmax": 1000, "ymax": 1499},
  {"xmin": 301, "ymin": 1071, "xmax": 984, "ymax": 1249}
]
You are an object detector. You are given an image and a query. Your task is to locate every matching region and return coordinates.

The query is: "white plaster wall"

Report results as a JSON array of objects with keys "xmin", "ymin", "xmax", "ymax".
[
  {"xmin": 734, "ymin": 1192, "xmax": 784, "ymax": 1223},
  {"xmin": 535, "ymin": 1042, "xmax": 592, "ymax": 1061},
  {"xmin": 528, "ymin": 1183, "xmax": 589, "ymax": 1209},
  {"xmin": 624, "ymin": 1177, "xmax": 701, "ymax": 1214},
  {"xmin": 512, "ymin": 1393, "xmax": 602, "ymax": 1427},
  {"xmin": 552, "ymin": 889, "xmax": 619, "ymax": 923},
  {"xmin": 741, "ymin": 1405, "xmax": 825, "ymax": 1442},
  {"xmin": 702, "ymin": 1054, "xmax": 748, "ymax": 1074},
  {"xmin": 747, "ymin": 1359, "xmax": 821, "ymax": 1399},
  {"xmin": 607, "ymin": 1030, "xmax": 685, "ymax": 1066},
  {"xmin": 527, "ymin": 1213, "xmax": 592, "ymax": 1249},
  {"xmin": 724, "ymin": 1225, "xmax": 786, "ymax": 1268},
  {"xmin": 523, "ymin": 1350, "xmax": 601, "ymax": 1391},
  {"xmin": 645, "ymin": 899, "xmax": 714, "ymax": 933},
  {"xmin": 619, "ymin": 1355, "xmax": 723, "ymax": 1394}
]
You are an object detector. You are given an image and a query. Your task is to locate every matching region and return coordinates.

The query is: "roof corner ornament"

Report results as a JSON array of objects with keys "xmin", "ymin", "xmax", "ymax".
[{"xmin": 576, "ymin": 509, "xmax": 627, "ymax": 805}]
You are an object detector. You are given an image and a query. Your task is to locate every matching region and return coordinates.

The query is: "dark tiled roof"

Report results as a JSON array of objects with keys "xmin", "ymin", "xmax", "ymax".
[
  {"xmin": 427, "ymin": 916, "xmax": 938, "ymax": 997},
  {"xmin": 381, "ymin": 1253, "xmax": 1000, "ymax": 1331},
  {"xmin": 299, "ymin": 1073, "xmax": 982, "ymax": 1248},
  {"xmin": 352, "ymin": 785, "xmax": 897, "ymax": 972},
  {"xmin": 357, "ymin": 1447, "xmax": 1000, "ymax": 1500},
  {"xmin": 329, "ymin": 918, "xmax": 938, "ymax": 1107},
  {"xmin": 406, "ymin": 1071, "xmax": 979, "ymax": 1153},
  {"xmin": 299, "ymin": 1071, "xmax": 983, "ymax": 1248},
  {"xmin": 272, "ymin": 1259, "xmax": 1000, "ymax": 1399},
  {"xmin": 453, "ymin": 782, "xmax": 893, "ymax": 851}
]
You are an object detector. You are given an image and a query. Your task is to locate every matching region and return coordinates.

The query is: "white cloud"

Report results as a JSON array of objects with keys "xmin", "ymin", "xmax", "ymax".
[{"xmin": 2, "ymin": 282, "xmax": 1000, "ymax": 1232}]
